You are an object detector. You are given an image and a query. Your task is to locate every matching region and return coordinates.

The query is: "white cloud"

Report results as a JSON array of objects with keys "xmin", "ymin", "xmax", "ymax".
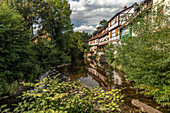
[
  {"xmin": 68, "ymin": 0, "xmax": 143, "ymax": 34},
  {"xmin": 74, "ymin": 25, "xmax": 97, "ymax": 34}
]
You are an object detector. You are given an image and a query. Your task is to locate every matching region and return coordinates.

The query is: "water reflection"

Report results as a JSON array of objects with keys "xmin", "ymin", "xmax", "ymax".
[
  {"xmin": 57, "ymin": 59, "xmax": 168, "ymax": 112},
  {"xmin": 58, "ymin": 58, "xmax": 126, "ymax": 91},
  {"xmin": 85, "ymin": 58, "xmax": 123, "ymax": 91}
]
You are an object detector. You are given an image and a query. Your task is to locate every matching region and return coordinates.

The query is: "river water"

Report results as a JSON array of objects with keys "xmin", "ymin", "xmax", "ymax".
[
  {"xmin": 57, "ymin": 58, "xmax": 168, "ymax": 113},
  {"xmin": 0, "ymin": 58, "xmax": 168, "ymax": 112}
]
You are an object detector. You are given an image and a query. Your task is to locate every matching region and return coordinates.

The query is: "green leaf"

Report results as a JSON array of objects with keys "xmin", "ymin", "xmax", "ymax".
[
  {"xmin": 3, "ymin": 108, "xmax": 10, "ymax": 112},
  {"xmin": 1, "ymin": 104, "xmax": 7, "ymax": 108},
  {"xmin": 13, "ymin": 107, "xmax": 19, "ymax": 112},
  {"xmin": 117, "ymin": 108, "xmax": 121, "ymax": 112},
  {"xmin": 111, "ymin": 107, "xmax": 115, "ymax": 111}
]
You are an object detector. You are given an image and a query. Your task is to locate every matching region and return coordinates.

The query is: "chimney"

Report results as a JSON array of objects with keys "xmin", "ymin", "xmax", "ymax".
[
  {"xmin": 134, "ymin": 2, "xmax": 138, "ymax": 5},
  {"xmin": 123, "ymin": 5, "xmax": 127, "ymax": 10}
]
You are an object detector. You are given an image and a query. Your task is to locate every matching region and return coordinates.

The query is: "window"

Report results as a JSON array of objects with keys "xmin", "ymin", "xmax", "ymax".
[{"xmin": 110, "ymin": 31, "xmax": 112, "ymax": 38}]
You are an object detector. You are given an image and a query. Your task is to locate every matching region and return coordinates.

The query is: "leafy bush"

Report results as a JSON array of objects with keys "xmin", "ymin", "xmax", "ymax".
[
  {"xmin": 106, "ymin": 27, "xmax": 170, "ymax": 106},
  {"xmin": 0, "ymin": 75, "xmax": 123, "ymax": 113},
  {"xmin": 84, "ymin": 49, "xmax": 87, "ymax": 53},
  {"xmin": 86, "ymin": 45, "xmax": 92, "ymax": 51}
]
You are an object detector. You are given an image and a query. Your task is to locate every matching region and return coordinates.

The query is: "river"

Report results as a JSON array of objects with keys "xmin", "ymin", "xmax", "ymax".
[
  {"xmin": 57, "ymin": 58, "xmax": 168, "ymax": 113},
  {"xmin": 0, "ymin": 58, "xmax": 168, "ymax": 112}
]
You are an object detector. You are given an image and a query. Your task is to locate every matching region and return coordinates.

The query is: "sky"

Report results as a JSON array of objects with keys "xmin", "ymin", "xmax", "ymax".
[{"xmin": 68, "ymin": 0, "xmax": 143, "ymax": 34}]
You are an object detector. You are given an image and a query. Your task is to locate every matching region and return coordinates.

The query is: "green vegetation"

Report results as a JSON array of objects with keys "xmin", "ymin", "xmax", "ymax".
[
  {"xmin": 105, "ymin": 1, "xmax": 170, "ymax": 106},
  {"xmin": 97, "ymin": 19, "xmax": 108, "ymax": 30},
  {"xmin": 0, "ymin": 75, "xmax": 123, "ymax": 112},
  {"xmin": 93, "ymin": 19, "xmax": 107, "ymax": 35},
  {"xmin": 86, "ymin": 45, "xmax": 93, "ymax": 51},
  {"xmin": 0, "ymin": 0, "xmax": 89, "ymax": 96},
  {"xmin": 0, "ymin": 1, "xmax": 36, "ymax": 96}
]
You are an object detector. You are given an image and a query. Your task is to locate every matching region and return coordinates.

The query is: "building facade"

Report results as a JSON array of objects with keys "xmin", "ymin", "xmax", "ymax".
[
  {"xmin": 86, "ymin": 0, "xmax": 169, "ymax": 56},
  {"xmin": 87, "ymin": 27, "xmax": 109, "ymax": 53},
  {"xmin": 108, "ymin": 3, "xmax": 138, "ymax": 45}
]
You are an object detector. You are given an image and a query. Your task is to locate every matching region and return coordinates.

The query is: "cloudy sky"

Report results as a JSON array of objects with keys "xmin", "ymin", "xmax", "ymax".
[{"xmin": 68, "ymin": 0, "xmax": 143, "ymax": 34}]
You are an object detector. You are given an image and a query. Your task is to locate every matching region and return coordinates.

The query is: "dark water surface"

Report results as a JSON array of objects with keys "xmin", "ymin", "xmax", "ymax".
[{"xmin": 57, "ymin": 59, "xmax": 168, "ymax": 113}]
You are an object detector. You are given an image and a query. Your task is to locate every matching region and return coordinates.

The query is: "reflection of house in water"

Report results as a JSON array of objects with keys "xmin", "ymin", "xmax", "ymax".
[
  {"xmin": 87, "ymin": 61, "xmax": 122, "ymax": 90},
  {"xmin": 113, "ymin": 71, "xmax": 122, "ymax": 85},
  {"xmin": 88, "ymin": 68, "xmax": 107, "ymax": 84},
  {"xmin": 88, "ymin": 68, "xmax": 108, "ymax": 90},
  {"xmin": 80, "ymin": 74, "xmax": 100, "ymax": 88}
]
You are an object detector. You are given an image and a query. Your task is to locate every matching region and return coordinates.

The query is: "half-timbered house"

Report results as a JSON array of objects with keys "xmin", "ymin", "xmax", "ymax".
[
  {"xmin": 119, "ymin": 0, "xmax": 170, "ymax": 42},
  {"xmin": 108, "ymin": 3, "xmax": 138, "ymax": 45}
]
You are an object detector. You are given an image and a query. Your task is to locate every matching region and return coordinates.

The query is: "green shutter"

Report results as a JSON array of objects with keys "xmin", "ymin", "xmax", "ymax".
[{"xmin": 129, "ymin": 24, "xmax": 132, "ymax": 37}]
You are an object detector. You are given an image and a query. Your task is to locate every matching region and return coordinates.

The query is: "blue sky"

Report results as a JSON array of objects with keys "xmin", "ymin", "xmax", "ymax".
[{"xmin": 68, "ymin": 0, "xmax": 143, "ymax": 34}]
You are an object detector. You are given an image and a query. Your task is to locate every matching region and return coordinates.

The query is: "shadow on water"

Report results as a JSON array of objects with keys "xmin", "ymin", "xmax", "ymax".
[{"xmin": 57, "ymin": 58, "xmax": 168, "ymax": 113}]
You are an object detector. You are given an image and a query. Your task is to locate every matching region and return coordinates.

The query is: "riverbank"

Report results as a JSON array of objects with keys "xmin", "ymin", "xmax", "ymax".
[{"xmin": 1, "ymin": 61, "xmax": 168, "ymax": 112}]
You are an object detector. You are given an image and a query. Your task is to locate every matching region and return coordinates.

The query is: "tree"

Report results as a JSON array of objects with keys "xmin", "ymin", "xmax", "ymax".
[
  {"xmin": 79, "ymin": 31, "xmax": 91, "ymax": 43},
  {"xmin": 10, "ymin": 0, "xmax": 80, "ymax": 64},
  {"xmin": 68, "ymin": 32, "xmax": 85, "ymax": 62},
  {"xmin": 39, "ymin": 0, "xmax": 73, "ymax": 50},
  {"xmin": 97, "ymin": 19, "xmax": 108, "ymax": 30},
  {"xmin": 32, "ymin": 37, "xmax": 71, "ymax": 71},
  {"xmin": 93, "ymin": 19, "xmax": 108, "ymax": 35},
  {"xmin": 0, "ymin": 0, "xmax": 88, "ymax": 97},
  {"xmin": 0, "ymin": 1, "xmax": 37, "ymax": 96},
  {"xmin": 7, "ymin": 0, "xmax": 41, "ymax": 35}
]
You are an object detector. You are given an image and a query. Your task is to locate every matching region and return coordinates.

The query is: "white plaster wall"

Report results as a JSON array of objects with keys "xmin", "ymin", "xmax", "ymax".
[
  {"xmin": 109, "ymin": 22, "xmax": 118, "ymax": 31},
  {"xmin": 90, "ymin": 46, "xmax": 97, "ymax": 51}
]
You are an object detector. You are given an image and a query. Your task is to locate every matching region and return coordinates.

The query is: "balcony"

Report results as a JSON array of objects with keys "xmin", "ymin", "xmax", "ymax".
[
  {"xmin": 97, "ymin": 31, "xmax": 108, "ymax": 38},
  {"xmin": 99, "ymin": 40, "xmax": 109, "ymax": 46},
  {"xmin": 90, "ymin": 40, "xmax": 98, "ymax": 46}
]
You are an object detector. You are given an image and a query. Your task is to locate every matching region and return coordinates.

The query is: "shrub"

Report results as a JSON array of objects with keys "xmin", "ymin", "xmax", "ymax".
[{"xmin": 0, "ymin": 75, "xmax": 123, "ymax": 113}]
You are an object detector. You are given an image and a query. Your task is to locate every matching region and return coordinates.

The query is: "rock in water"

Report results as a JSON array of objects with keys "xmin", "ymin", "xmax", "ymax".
[{"xmin": 131, "ymin": 99, "xmax": 162, "ymax": 113}]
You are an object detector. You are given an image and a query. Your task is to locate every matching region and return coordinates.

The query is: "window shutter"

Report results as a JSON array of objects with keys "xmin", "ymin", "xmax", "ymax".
[
  {"xmin": 115, "ymin": 17, "xmax": 117, "ymax": 22},
  {"xmin": 116, "ymin": 29, "xmax": 118, "ymax": 36},
  {"xmin": 110, "ymin": 31, "xmax": 112, "ymax": 38}
]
